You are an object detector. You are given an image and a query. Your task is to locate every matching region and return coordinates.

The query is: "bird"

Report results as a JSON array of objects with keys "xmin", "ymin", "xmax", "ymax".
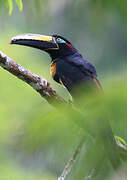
[
  {"xmin": 9, "ymin": 33, "xmax": 121, "ymax": 174},
  {"xmin": 9, "ymin": 34, "xmax": 103, "ymax": 100}
]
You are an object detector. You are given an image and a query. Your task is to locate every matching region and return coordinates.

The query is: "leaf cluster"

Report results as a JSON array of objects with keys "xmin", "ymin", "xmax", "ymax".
[{"xmin": 0, "ymin": 0, "xmax": 23, "ymax": 14}]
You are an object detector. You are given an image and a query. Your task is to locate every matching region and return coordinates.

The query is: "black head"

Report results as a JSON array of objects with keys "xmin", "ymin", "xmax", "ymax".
[
  {"xmin": 10, "ymin": 34, "xmax": 77, "ymax": 60},
  {"xmin": 48, "ymin": 35, "xmax": 77, "ymax": 59}
]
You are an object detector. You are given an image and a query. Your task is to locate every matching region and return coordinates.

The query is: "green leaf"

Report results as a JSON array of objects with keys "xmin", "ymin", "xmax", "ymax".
[
  {"xmin": 115, "ymin": 136, "xmax": 127, "ymax": 146},
  {"xmin": 15, "ymin": 0, "xmax": 23, "ymax": 11},
  {"xmin": 7, "ymin": 0, "xmax": 13, "ymax": 15}
]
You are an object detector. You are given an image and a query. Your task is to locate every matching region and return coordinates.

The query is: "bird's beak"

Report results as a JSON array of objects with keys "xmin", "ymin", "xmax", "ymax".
[{"xmin": 10, "ymin": 34, "xmax": 59, "ymax": 50}]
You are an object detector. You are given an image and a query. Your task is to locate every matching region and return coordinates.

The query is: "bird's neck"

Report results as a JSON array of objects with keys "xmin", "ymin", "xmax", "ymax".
[{"xmin": 47, "ymin": 49, "xmax": 78, "ymax": 62}]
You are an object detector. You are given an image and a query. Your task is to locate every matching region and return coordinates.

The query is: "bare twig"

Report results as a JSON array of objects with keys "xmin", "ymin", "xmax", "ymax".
[{"xmin": 58, "ymin": 139, "xmax": 85, "ymax": 180}]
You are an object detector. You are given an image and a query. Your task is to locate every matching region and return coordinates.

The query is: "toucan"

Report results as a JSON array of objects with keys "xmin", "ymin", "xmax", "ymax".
[
  {"xmin": 10, "ymin": 34, "xmax": 103, "ymax": 99},
  {"xmin": 10, "ymin": 34, "xmax": 122, "ymax": 173}
]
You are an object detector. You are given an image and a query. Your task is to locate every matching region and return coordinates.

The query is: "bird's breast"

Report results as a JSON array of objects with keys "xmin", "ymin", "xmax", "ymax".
[{"xmin": 50, "ymin": 62, "xmax": 56, "ymax": 78}]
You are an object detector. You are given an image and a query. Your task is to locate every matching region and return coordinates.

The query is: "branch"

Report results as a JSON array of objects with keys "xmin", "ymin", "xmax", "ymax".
[
  {"xmin": 0, "ymin": 51, "xmax": 67, "ymax": 107},
  {"xmin": 58, "ymin": 138, "xmax": 85, "ymax": 180}
]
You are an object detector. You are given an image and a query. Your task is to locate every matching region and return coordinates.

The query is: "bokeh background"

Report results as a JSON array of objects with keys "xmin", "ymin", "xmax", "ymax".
[{"xmin": 0, "ymin": 0, "xmax": 127, "ymax": 179}]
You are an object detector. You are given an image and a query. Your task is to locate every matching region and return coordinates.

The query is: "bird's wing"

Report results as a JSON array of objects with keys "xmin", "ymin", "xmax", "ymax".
[
  {"xmin": 65, "ymin": 53, "xmax": 97, "ymax": 78},
  {"xmin": 64, "ymin": 54, "xmax": 103, "ymax": 94}
]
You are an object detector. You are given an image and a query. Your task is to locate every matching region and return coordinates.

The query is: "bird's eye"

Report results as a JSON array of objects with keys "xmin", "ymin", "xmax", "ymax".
[{"xmin": 57, "ymin": 38, "xmax": 62, "ymax": 42}]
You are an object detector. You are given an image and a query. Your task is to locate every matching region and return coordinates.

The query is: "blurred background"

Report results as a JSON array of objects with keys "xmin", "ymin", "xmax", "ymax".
[{"xmin": 0, "ymin": 0, "xmax": 127, "ymax": 179}]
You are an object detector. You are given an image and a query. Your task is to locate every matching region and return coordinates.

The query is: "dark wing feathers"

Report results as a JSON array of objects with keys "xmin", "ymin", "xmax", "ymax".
[{"xmin": 65, "ymin": 53, "xmax": 97, "ymax": 78}]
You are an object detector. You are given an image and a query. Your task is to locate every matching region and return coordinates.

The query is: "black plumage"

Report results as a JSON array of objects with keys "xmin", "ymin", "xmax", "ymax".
[{"xmin": 54, "ymin": 52, "xmax": 98, "ymax": 91}]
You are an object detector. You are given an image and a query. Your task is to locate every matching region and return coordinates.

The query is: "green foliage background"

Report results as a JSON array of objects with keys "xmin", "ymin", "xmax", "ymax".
[{"xmin": 0, "ymin": 0, "xmax": 127, "ymax": 179}]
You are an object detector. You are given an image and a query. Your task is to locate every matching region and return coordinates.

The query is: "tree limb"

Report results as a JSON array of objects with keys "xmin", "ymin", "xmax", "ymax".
[{"xmin": 0, "ymin": 51, "xmax": 67, "ymax": 107}]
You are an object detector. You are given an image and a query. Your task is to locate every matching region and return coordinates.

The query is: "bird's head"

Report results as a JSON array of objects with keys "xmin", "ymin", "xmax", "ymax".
[{"xmin": 10, "ymin": 34, "xmax": 77, "ymax": 60}]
